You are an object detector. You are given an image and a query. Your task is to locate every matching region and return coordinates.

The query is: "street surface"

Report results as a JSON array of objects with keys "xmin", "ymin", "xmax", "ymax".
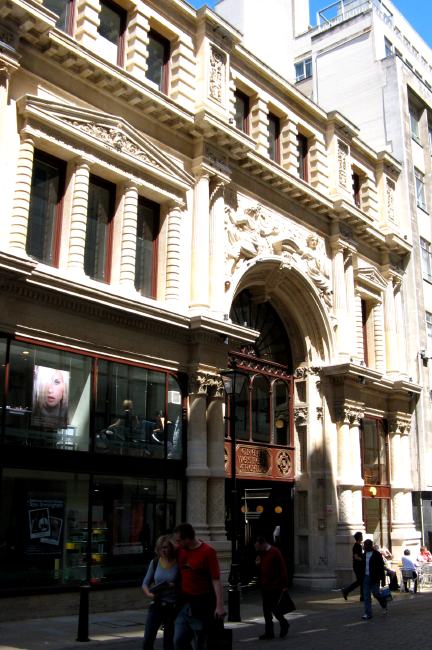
[{"xmin": 1, "ymin": 588, "xmax": 431, "ymax": 649}]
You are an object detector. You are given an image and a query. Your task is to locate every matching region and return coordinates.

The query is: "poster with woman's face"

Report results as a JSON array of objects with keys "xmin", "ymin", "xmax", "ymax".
[{"xmin": 31, "ymin": 366, "xmax": 69, "ymax": 430}]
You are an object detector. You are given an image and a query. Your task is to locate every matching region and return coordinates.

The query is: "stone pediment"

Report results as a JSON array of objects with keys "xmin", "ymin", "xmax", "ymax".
[
  {"xmin": 17, "ymin": 95, "xmax": 194, "ymax": 190},
  {"xmin": 354, "ymin": 266, "xmax": 387, "ymax": 292}
]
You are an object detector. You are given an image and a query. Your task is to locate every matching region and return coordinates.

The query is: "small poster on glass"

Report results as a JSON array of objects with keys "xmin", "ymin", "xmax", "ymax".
[{"xmin": 31, "ymin": 365, "xmax": 69, "ymax": 430}]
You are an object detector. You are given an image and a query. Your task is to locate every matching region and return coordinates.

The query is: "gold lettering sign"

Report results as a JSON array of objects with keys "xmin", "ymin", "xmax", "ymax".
[{"xmin": 237, "ymin": 445, "xmax": 271, "ymax": 476}]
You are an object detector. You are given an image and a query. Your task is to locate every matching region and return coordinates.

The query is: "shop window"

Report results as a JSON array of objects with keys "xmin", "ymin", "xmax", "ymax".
[
  {"xmin": 361, "ymin": 418, "xmax": 389, "ymax": 486},
  {"xmin": 234, "ymin": 90, "xmax": 250, "ymax": 134},
  {"xmin": 420, "ymin": 238, "xmax": 432, "ymax": 283},
  {"xmin": 5, "ymin": 341, "xmax": 91, "ymax": 450},
  {"xmin": 135, "ymin": 197, "xmax": 159, "ymax": 298},
  {"xmin": 42, "ymin": 0, "xmax": 74, "ymax": 32},
  {"xmin": 251, "ymin": 375, "xmax": 270, "ymax": 443},
  {"xmin": 268, "ymin": 113, "xmax": 280, "ymax": 164},
  {"xmin": 146, "ymin": 29, "xmax": 170, "ymax": 93},
  {"xmin": 95, "ymin": 361, "xmax": 182, "ymax": 460},
  {"xmin": 96, "ymin": 0, "xmax": 126, "ymax": 66},
  {"xmin": 26, "ymin": 150, "xmax": 66, "ymax": 267},
  {"xmin": 415, "ymin": 168, "xmax": 427, "ymax": 211},
  {"xmin": 297, "ymin": 133, "xmax": 309, "ymax": 182},
  {"xmin": 273, "ymin": 380, "xmax": 289, "ymax": 445},
  {"xmin": 84, "ymin": 175, "xmax": 115, "ymax": 283}
]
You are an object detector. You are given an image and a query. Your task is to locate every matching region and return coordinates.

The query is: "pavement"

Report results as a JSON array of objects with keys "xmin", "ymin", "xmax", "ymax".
[{"xmin": 1, "ymin": 586, "xmax": 432, "ymax": 650}]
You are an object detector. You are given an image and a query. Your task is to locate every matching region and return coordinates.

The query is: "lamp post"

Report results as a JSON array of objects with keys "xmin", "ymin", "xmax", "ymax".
[{"xmin": 220, "ymin": 365, "xmax": 248, "ymax": 623}]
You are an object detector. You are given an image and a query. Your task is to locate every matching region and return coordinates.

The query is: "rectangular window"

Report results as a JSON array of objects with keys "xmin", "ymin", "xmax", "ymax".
[
  {"xmin": 410, "ymin": 106, "xmax": 420, "ymax": 143},
  {"xmin": 146, "ymin": 29, "xmax": 170, "ymax": 93},
  {"xmin": 297, "ymin": 133, "xmax": 309, "ymax": 182},
  {"xmin": 97, "ymin": 0, "xmax": 126, "ymax": 66},
  {"xmin": 428, "ymin": 123, "xmax": 432, "ymax": 152},
  {"xmin": 426, "ymin": 312, "xmax": 432, "ymax": 351},
  {"xmin": 234, "ymin": 90, "xmax": 250, "ymax": 134},
  {"xmin": 361, "ymin": 299, "xmax": 370, "ymax": 366},
  {"xmin": 84, "ymin": 175, "xmax": 115, "ymax": 282},
  {"xmin": 26, "ymin": 150, "xmax": 66, "ymax": 266},
  {"xmin": 415, "ymin": 168, "xmax": 427, "ymax": 211},
  {"xmin": 420, "ymin": 238, "xmax": 432, "ymax": 282},
  {"xmin": 268, "ymin": 113, "xmax": 281, "ymax": 164},
  {"xmin": 384, "ymin": 37, "xmax": 393, "ymax": 57},
  {"xmin": 294, "ymin": 57, "xmax": 312, "ymax": 82},
  {"xmin": 361, "ymin": 418, "xmax": 389, "ymax": 485},
  {"xmin": 43, "ymin": 0, "xmax": 74, "ymax": 32},
  {"xmin": 135, "ymin": 197, "xmax": 159, "ymax": 298},
  {"xmin": 352, "ymin": 171, "xmax": 361, "ymax": 208}
]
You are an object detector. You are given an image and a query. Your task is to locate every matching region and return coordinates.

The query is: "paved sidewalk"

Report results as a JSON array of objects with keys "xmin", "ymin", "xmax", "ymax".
[{"xmin": 1, "ymin": 587, "xmax": 431, "ymax": 650}]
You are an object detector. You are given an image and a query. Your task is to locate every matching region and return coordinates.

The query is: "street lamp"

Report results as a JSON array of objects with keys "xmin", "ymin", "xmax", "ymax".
[{"xmin": 220, "ymin": 364, "xmax": 249, "ymax": 623}]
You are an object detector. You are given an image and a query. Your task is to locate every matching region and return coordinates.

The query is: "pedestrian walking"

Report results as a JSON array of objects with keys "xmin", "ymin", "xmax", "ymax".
[
  {"xmin": 361, "ymin": 538, "xmax": 388, "ymax": 620},
  {"xmin": 341, "ymin": 531, "xmax": 364, "ymax": 601},
  {"xmin": 255, "ymin": 535, "xmax": 291, "ymax": 640},
  {"xmin": 142, "ymin": 535, "xmax": 179, "ymax": 650},
  {"xmin": 173, "ymin": 522, "xmax": 225, "ymax": 650}
]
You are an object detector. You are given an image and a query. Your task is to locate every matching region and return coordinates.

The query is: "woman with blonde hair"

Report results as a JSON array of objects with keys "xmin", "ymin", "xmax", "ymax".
[
  {"xmin": 142, "ymin": 535, "xmax": 178, "ymax": 650},
  {"xmin": 32, "ymin": 366, "xmax": 69, "ymax": 429}
]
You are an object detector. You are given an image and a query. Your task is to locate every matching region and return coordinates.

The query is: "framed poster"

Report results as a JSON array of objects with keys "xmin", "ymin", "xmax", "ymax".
[{"xmin": 31, "ymin": 366, "xmax": 69, "ymax": 429}]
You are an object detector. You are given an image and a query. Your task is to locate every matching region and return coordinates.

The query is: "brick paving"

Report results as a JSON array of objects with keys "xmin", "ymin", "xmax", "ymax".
[{"xmin": 0, "ymin": 587, "xmax": 431, "ymax": 649}]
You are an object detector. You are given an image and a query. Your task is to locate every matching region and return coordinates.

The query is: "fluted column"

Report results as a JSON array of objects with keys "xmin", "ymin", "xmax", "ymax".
[
  {"xmin": 373, "ymin": 301, "xmax": 385, "ymax": 372},
  {"xmin": 209, "ymin": 178, "xmax": 226, "ymax": 317},
  {"xmin": 119, "ymin": 183, "xmax": 138, "ymax": 288},
  {"xmin": 332, "ymin": 242, "xmax": 349, "ymax": 358},
  {"xmin": 186, "ymin": 374, "xmax": 210, "ymax": 538},
  {"xmin": 9, "ymin": 134, "xmax": 35, "ymax": 253},
  {"xmin": 207, "ymin": 391, "xmax": 226, "ymax": 541},
  {"xmin": 354, "ymin": 290, "xmax": 365, "ymax": 362},
  {"xmin": 383, "ymin": 273, "xmax": 399, "ymax": 375},
  {"xmin": 67, "ymin": 158, "xmax": 90, "ymax": 272},
  {"xmin": 394, "ymin": 280, "xmax": 408, "ymax": 373},
  {"xmin": 190, "ymin": 172, "xmax": 210, "ymax": 312},
  {"xmin": 165, "ymin": 201, "xmax": 183, "ymax": 305},
  {"xmin": 345, "ymin": 252, "xmax": 357, "ymax": 358},
  {"xmin": 337, "ymin": 408, "xmax": 351, "ymax": 485}
]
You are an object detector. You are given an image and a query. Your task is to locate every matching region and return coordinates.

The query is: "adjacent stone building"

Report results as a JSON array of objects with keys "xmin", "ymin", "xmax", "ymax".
[{"xmin": 0, "ymin": 0, "xmax": 421, "ymax": 616}]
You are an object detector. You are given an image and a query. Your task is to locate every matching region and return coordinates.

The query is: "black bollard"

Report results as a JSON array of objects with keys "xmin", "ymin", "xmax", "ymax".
[{"xmin": 76, "ymin": 583, "xmax": 91, "ymax": 642}]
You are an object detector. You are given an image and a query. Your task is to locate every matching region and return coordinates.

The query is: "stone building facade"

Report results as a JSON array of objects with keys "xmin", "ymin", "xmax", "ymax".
[{"xmin": 0, "ymin": 0, "xmax": 421, "ymax": 616}]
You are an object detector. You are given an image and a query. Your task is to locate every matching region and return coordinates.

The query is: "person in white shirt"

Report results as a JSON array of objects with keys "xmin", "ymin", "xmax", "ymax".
[{"xmin": 401, "ymin": 549, "xmax": 418, "ymax": 593}]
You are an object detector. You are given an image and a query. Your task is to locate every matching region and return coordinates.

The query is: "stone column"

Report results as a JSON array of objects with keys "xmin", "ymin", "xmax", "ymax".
[
  {"xmin": 190, "ymin": 172, "xmax": 210, "ymax": 312},
  {"xmin": 186, "ymin": 374, "xmax": 210, "ymax": 538},
  {"xmin": 332, "ymin": 242, "xmax": 349, "ymax": 359},
  {"xmin": 349, "ymin": 409, "xmax": 364, "ymax": 524},
  {"xmin": 209, "ymin": 178, "xmax": 226, "ymax": 317},
  {"xmin": 383, "ymin": 273, "xmax": 399, "ymax": 376},
  {"xmin": 9, "ymin": 134, "xmax": 35, "ymax": 254},
  {"xmin": 207, "ymin": 389, "xmax": 227, "ymax": 541},
  {"xmin": 373, "ymin": 301, "xmax": 385, "ymax": 373},
  {"xmin": 165, "ymin": 201, "xmax": 184, "ymax": 306},
  {"xmin": 389, "ymin": 418, "xmax": 418, "ymax": 550},
  {"xmin": 354, "ymin": 291, "xmax": 365, "ymax": 361},
  {"xmin": 336, "ymin": 407, "xmax": 352, "ymax": 487},
  {"xmin": 345, "ymin": 252, "xmax": 357, "ymax": 359},
  {"xmin": 394, "ymin": 279, "xmax": 407, "ymax": 373},
  {"xmin": 67, "ymin": 158, "xmax": 90, "ymax": 272},
  {"xmin": 119, "ymin": 183, "xmax": 138, "ymax": 289}
]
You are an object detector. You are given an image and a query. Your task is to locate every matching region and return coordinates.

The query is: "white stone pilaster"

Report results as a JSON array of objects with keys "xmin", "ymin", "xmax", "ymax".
[
  {"xmin": 373, "ymin": 301, "xmax": 385, "ymax": 373},
  {"xmin": 207, "ymin": 393, "xmax": 226, "ymax": 541},
  {"xmin": 332, "ymin": 242, "xmax": 349, "ymax": 359},
  {"xmin": 75, "ymin": 0, "xmax": 100, "ymax": 50},
  {"xmin": 280, "ymin": 118, "xmax": 298, "ymax": 175},
  {"xmin": 186, "ymin": 377, "xmax": 210, "ymax": 538},
  {"xmin": 355, "ymin": 290, "xmax": 365, "ymax": 361},
  {"xmin": 170, "ymin": 35, "xmax": 196, "ymax": 112},
  {"xmin": 165, "ymin": 201, "xmax": 183, "ymax": 305},
  {"xmin": 124, "ymin": 6, "xmax": 150, "ymax": 79},
  {"xmin": 119, "ymin": 183, "xmax": 138, "ymax": 288},
  {"xmin": 345, "ymin": 252, "xmax": 357, "ymax": 359},
  {"xmin": 67, "ymin": 158, "xmax": 90, "ymax": 272},
  {"xmin": 384, "ymin": 273, "xmax": 399, "ymax": 376},
  {"xmin": 394, "ymin": 280, "xmax": 408, "ymax": 373},
  {"xmin": 309, "ymin": 134, "xmax": 329, "ymax": 194},
  {"xmin": 209, "ymin": 179, "xmax": 226, "ymax": 317},
  {"xmin": 190, "ymin": 172, "xmax": 210, "ymax": 312},
  {"xmin": 9, "ymin": 134, "xmax": 35, "ymax": 254},
  {"xmin": 250, "ymin": 97, "xmax": 269, "ymax": 156}
]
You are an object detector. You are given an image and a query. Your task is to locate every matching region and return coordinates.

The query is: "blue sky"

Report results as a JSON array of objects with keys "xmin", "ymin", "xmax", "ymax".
[{"xmin": 188, "ymin": 1, "xmax": 432, "ymax": 48}]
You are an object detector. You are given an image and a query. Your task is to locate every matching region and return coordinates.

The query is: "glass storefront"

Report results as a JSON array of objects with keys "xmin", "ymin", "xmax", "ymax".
[{"xmin": 0, "ymin": 336, "xmax": 185, "ymax": 592}]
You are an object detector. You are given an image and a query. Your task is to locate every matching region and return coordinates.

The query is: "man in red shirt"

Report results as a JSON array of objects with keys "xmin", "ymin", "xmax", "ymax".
[
  {"xmin": 255, "ymin": 535, "xmax": 290, "ymax": 640},
  {"xmin": 173, "ymin": 522, "xmax": 225, "ymax": 650}
]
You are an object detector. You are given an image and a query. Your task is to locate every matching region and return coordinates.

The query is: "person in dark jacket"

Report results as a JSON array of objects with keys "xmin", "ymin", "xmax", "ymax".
[
  {"xmin": 361, "ymin": 538, "xmax": 388, "ymax": 619},
  {"xmin": 341, "ymin": 531, "xmax": 364, "ymax": 601},
  {"xmin": 255, "ymin": 535, "xmax": 290, "ymax": 640}
]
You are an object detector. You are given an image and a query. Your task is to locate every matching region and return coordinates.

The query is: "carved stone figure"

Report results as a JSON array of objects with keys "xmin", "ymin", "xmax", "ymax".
[
  {"xmin": 300, "ymin": 234, "xmax": 332, "ymax": 308},
  {"xmin": 225, "ymin": 204, "xmax": 279, "ymax": 275}
]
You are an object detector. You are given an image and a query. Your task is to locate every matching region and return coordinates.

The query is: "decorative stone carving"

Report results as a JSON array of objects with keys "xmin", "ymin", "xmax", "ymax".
[
  {"xmin": 189, "ymin": 373, "xmax": 223, "ymax": 397},
  {"xmin": 276, "ymin": 450, "xmax": 291, "ymax": 476},
  {"xmin": 294, "ymin": 406, "xmax": 308, "ymax": 425},
  {"xmin": 337, "ymin": 140, "xmax": 349, "ymax": 188},
  {"xmin": 225, "ymin": 203, "xmax": 279, "ymax": 275},
  {"xmin": 386, "ymin": 177, "xmax": 396, "ymax": 222},
  {"xmin": 388, "ymin": 415, "xmax": 411, "ymax": 436},
  {"xmin": 209, "ymin": 45, "xmax": 226, "ymax": 103},
  {"xmin": 204, "ymin": 144, "xmax": 231, "ymax": 178},
  {"xmin": 294, "ymin": 366, "xmax": 321, "ymax": 379},
  {"xmin": 299, "ymin": 234, "xmax": 332, "ymax": 307},
  {"xmin": 335, "ymin": 405, "xmax": 364, "ymax": 426}
]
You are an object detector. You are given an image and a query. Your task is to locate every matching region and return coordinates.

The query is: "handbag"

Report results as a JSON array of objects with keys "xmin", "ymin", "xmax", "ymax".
[
  {"xmin": 380, "ymin": 586, "xmax": 392, "ymax": 601},
  {"xmin": 206, "ymin": 617, "xmax": 232, "ymax": 650},
  {"xmin": 274, "ymin": 590, "xmax": 296, "ymax": 617}
]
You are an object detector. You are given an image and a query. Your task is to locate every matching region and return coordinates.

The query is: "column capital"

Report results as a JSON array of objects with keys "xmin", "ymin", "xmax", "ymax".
[
  {"xmin": 387, "ymin": 414, "xmax": 411, "ymax": 436},
  {"xmin": 335, "ymin": 402, "xmax": 364, "ymax": 425},
  {"xmin": 189, "ymin": 372, "xmax": 223, "ymax": 397}
]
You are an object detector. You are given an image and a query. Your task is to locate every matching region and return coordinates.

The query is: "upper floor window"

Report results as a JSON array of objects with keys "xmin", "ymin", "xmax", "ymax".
[
  {"xmin": 428, "ymin": 123, "xmax": 432, "ymax": 153},
  {"xmin": 234, "ymin": 90, "xmax": 250, "ymax": 134},
  {"xmin": 384, "ymin": 37, "xmax": 393, "ymax": 57},
  {"xmin": 420, "ymin": 238, "xmax": 432, "ymax": 283},
  {"xmin": 43, "ymin": 0, "xmax": 74, "ymax": 32},
  {"xmin": 426, "ymin": 311, "xmax": 432, "ymax": 351},
  {"xmin": 26, "ymin": 150, "xmax": 66, "ymax": 267},
  {"xmin": 268, "ymin": 113, "xmax": 281, "ymax": 164},
  {"xmin": 415, "ymin": 168, "xmax": 427, "ymax": 211},
  {"xmin": 410, "ymin": 105, "xmax": 421, "ymax": 143},
  {"xmin": 297, "ymin": 133, "xmax": 309, "ymax": 182},
  {"xmin": 361, "ymin": 298, "xmax": 373, "ymax": 366},
  {"xmin": 361, "ymin": 418, "xmax": 389, "ymax": 486},
  {"xmin": 352, "ymin": 171, "xmax": 362, "ymax": 208},
  {"xmin": 97, "ymin": 0, "xmax": 126, "ymax": 66},
  {"xmin": 146, "ymin": 29, "xmax": 170, "ymax": 93},
  {"xmin": 295, "ymin": 57, "xmax": 312, "ymax": 82},
  {"xmin": 135, "ymin": 197, "xmax": 159, "ymax": 298},
  {"xmin": 84, "ymin": 175, "xmax": 115, "ymax": 282}
]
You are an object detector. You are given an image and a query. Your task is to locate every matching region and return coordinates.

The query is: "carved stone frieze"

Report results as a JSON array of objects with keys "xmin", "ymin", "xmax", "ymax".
[
  {"xmin": 294, "ymin": 366, "xmax": 322, "ymax": 379},
  {"xmin": 337, "ymin": 140, "xmax": 349, "ymax": 188},
  {"xmin": 334, "ymin": 404, "xmax": 364, "ymax": 425},
  {"xmin": 386, "ymin": 177, "xmax": 396, "ymax": 222},
  {"xmin": 387, "ymin": 414, "xmax": 411, "ymax": 436},
  {"xmin": 294, "ymin": 406, "xmax": 308, "ymax": 425},
  {"xmin": 209, "ymin": 45, "xmax": 226, "ymax": 103}
]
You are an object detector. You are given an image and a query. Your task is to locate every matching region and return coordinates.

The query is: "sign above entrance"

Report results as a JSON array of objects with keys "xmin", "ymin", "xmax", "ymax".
[{"xmin": 224, "ymin": 443, "xmax": 294, "ymax": 481}]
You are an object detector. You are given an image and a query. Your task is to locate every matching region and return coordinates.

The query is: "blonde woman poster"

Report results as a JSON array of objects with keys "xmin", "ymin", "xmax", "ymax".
[{"xmin": 31, "ymin": 366, "xmax": 69, "ymax": 430}]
